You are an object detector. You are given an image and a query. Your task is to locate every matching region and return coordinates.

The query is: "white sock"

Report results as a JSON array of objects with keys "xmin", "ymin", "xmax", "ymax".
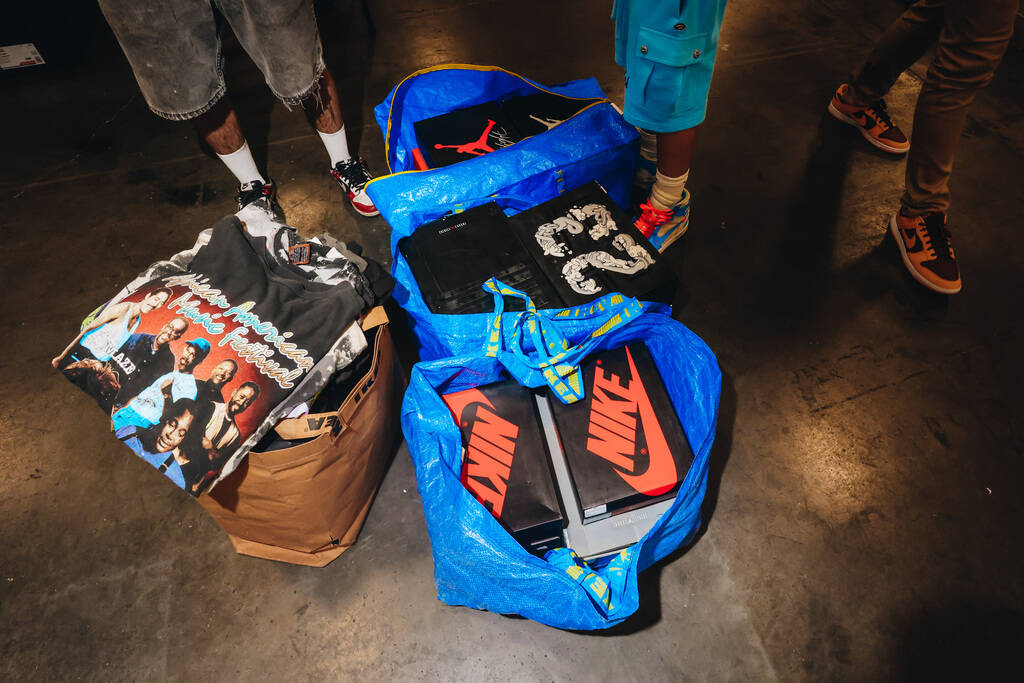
[
  {"xmin": 650, "ymin": 170, "xmax": 689, "ymax": 210},
  {"xmin": 639, "ymin": 129, "xmax": 658, "ymax": 164},
  {"xmin": 216, "ymin": 142, "xmax": 264, "ymax": 186},
  {"xmin": 318, "ymin": 126, "xmax": 352, "ymax": 167}
]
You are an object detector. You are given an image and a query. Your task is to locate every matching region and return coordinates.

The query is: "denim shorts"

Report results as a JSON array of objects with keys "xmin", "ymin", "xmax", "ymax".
[
  {"xmin": 614, "ymin": 0, "xmax": 728, "ymax": 132},
  {"xmin": 98, "ymin": 0, "xmax": 325, "ymax": 120}
]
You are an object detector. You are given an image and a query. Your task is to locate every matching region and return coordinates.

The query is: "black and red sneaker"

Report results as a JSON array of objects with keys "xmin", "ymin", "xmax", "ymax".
[
  {"xmin": 330, "ymin": 157, "xmax": 379, "ymax": 216},
  {"xmin": 235, "ymin": 179, "xmax": 284, "ymax": 220},
  {"xmin": 235, "ymin": 178, "xmax": 278, "ymax": 210}
]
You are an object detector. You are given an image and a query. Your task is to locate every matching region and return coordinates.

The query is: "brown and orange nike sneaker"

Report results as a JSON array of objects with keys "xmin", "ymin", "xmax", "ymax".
[
  {"xmin": 827, "ymin": 84, "xmax": 910, "ymax": 154},
  {"xmin": 890, "ymin": 210, "xmax": 961, "ymax": 294}
]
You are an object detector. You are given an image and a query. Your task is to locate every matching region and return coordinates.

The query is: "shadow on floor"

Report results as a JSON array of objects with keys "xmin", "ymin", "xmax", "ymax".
[{"xmin": 893, "ymin": 601, "xmax": 1024, "ymax": 681}]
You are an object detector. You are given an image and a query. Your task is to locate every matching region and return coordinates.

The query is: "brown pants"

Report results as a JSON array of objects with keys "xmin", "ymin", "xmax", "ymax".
[{"xmin": 848, "ymin": 0, "xmax": 1017, "ymax": 215}]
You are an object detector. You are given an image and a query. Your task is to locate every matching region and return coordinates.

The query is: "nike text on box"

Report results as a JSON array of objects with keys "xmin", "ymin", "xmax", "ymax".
[
  {"xmin": 548, "ymin": 342, "xmax": 694, "ymax": 524},
  {"xmin": 442, "ymin": 380, "xmax": 565, "ymax": 556}
]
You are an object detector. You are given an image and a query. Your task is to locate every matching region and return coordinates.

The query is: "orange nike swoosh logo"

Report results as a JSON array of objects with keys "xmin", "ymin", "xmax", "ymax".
[{"xmin": 613, "ymin": 347, "xmax": 678, "ymax": 496}]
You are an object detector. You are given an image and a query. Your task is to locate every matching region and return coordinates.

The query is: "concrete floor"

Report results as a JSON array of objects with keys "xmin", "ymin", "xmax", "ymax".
[{"xmin": 2, "ymin": 0, "xmax": 1023, "ymax": 679}]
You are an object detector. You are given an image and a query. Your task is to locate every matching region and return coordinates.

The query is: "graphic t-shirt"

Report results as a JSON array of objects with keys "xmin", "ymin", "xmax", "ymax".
[{"xmin": 58, "ymin": 215, "xmax": 367, "ymax": 496}]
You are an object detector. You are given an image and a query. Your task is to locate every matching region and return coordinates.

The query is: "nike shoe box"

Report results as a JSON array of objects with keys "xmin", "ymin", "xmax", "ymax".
[
  {"xmin": 398, "ymin": 202, "xmax": 559, "ymax": 314},
  {"xmin": 508, "ymin": 182, "xmax": 676, "ymax": 307},
  {"xmin": 442, "ymin": 380, "xmax": 565, "ymax": 556},
  {"xmin": 540, "ymin": 342, "xmax": 694, "ymax": 558},
  {"xmin": 413, "ymin": 93, "xmax": 600, "ymax": 169}
]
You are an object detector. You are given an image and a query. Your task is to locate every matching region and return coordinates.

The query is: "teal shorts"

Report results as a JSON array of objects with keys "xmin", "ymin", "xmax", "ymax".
[{"xmin": 614, "ymin": 0, "xmax": 728, "ymax": 132}]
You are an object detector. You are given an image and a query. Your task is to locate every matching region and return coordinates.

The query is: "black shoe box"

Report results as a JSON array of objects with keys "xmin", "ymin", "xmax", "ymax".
[
  {"xmin": 508, "ymin": 182, "xmax": 677, "ymax": 307},
  {"xmin": 412, "ymin": 93, "xmax": 601, "ymax": 169},
  {"xmin": 413, "ymin": 101, "xmax": 520, "ymax": 169},
  {"xmin": 442, "ymin": 379, "xmax": 564, "ymax": 555},
  {"xmin": 496, "ymin": 92, "xmax": 601, "ymax": 138},
  {"xmin": 547, "ymin": 342, "xmax": 694, "ymax": 522},
  {"xmin": 398, "ymin": 202, "xmax": 559, "ymax": 314}
]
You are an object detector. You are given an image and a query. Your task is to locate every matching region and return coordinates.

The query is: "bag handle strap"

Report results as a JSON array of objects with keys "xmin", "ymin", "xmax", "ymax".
[
  {"xmin": 271, "ymin": 308, "xmax": 389, "ymax": 440},
  {"xmin": 481, "ymin": 278, "xmax": 643, "ymax": 403}
]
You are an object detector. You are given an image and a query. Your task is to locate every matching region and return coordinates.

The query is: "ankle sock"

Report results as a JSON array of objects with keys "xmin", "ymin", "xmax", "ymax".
[
  {"xmin": 639, "ymin": 129, "xmax": 658, "ymax": 164},
  {"xmin": 318, "ymin": 126, "xmax": 352, "ymax": 167},
  {"xmin": 650, "ymin": 170, "xmax": 689, "ymax": 211},
  {"xmin": 216, "ymin": 142, "xmax": 264, "ymax": 185}
]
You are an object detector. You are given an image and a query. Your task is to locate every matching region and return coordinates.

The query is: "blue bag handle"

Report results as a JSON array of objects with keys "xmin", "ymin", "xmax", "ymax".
[{"xmin": 481, "ymin": 277, "xmax": 644, "ymax": 403}]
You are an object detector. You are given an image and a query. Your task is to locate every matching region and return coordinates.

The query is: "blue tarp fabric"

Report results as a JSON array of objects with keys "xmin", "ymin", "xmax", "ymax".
[
  {"xmin": 369, "ymin": 65, "xmax": 720, "ymax": 630},
  {"xmin": 401, "ymin": 295, "xmax": 721, "ymax": 630},
  {"xmin": 364, "ymin": 65, "xmax": 642, "ymax": 360}
]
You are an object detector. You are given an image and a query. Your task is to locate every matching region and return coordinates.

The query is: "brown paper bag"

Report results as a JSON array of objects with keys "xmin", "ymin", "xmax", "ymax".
[{"xmin": 198, "ymin": 307, "xmax": 401, "ymax": 566}]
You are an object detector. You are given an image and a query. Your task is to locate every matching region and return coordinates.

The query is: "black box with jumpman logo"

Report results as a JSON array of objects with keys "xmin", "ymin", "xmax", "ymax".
[
  {"xmin": 413, "ymin": 101, "xmax": 517, "ymax": 168},
  {"xmin": 507, "ymin": 182, "xmax": 677, "ymax": 307},
  {"xmin": 412, "ymin": 93, "xmax": 601, "ymax": 168},
  {"xmin": 546, "ymin": 342, "xmax": 694, "ymax": 522}
]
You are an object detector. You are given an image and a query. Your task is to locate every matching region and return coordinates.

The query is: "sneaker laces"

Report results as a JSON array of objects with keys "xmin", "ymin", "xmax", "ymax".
[
  {"xmin": 634, "ymin": 200, "xmax": 672, "ymax": 237},
  {"xmin": 866, "ymin": 99, "xmax": 895, "ymax": 132},
  {"xmin": 918, "ymin": 213, "xmax": 955, "ymax": 261},
  {"xmin": 638, "ymin": 200, "xmax": 671, "ymax": 227},
  {"xmin": 332, "ymin": 158, "xmax": 372, "ymax": 192},
  {"xmin": 236, "ymin": 180, "xmax": 270, "ymax": 206}
]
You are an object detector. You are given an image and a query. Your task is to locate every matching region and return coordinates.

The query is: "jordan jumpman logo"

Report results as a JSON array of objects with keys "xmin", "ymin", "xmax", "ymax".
[
  {"xmin": 434, "ymin": 119, "xmax": 497, "ymax": 155},
  {"xmin": 528, "ymin": 114, "xmax": 564, "ymax": 131}
]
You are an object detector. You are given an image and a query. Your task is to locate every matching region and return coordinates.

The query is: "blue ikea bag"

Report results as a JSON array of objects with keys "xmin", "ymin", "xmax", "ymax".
[
  {"xmin": 364, "ymin": 65, "xmax": 642, "ymax": 361},
  {"xmin": 401, "ymin": 281, "xmax": 721, "ymax": 630}
]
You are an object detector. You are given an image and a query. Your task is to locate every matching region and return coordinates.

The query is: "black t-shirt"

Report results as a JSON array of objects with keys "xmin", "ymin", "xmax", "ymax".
[{"xmin": 58, "ymin": 216, "xmax": 366, "ymax": 496}]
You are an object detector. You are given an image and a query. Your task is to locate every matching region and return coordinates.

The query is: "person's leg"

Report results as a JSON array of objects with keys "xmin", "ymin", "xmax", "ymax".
[
  {"xmin": 98, "ymin": 0, "xmax": 224, "ymax": 121},
  {"xmin": 619, "ymin": 0, "xmax": 727, "ymax": 251},
  {"xmin": 98, "ymin": 0, "xmax": 275, "ymax": 209},
  {"xmin": 656, "ymin": 127, "xmax": 698, "ymax": 178},
  {"xmin": 194, "ymin": 97, "xmax": 265, "ymax": 187},
  {"xmin": 635, "ymin": 128, "xmax": 695, "ymax": 251},
  {"xmin": 889, "ymin": 0, "xmax": 1017, "ymax": 294},
  {"xmin": 827, "ymin": 0, "xmax": 945, "ymax": 155},
  {"xmin": 218, "ymin": 0, "xmax": 378, "ymax": 215},
  {"xmin": 303, "ymin": 69, "xmax": 353, "ymax": 167},
  {"xmin": 901, "ymin": 0, "xmax": 1017, "ymax": 215},
  {"xmin": 648, "ymin": 127, "xmax": 696, "ymax": 211},
  {"xmin": 310, "ymin": 67, "xmax": 377, "ymax": 216},
  {"xmin": 845, "ymin": 0, "xmax": 947, "ymax": 105}
]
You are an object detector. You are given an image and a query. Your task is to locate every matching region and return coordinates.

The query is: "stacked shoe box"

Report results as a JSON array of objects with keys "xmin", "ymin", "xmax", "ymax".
[{"xmin": 441, "ymin": 342, "xmax": 694, "ymax": 560}]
